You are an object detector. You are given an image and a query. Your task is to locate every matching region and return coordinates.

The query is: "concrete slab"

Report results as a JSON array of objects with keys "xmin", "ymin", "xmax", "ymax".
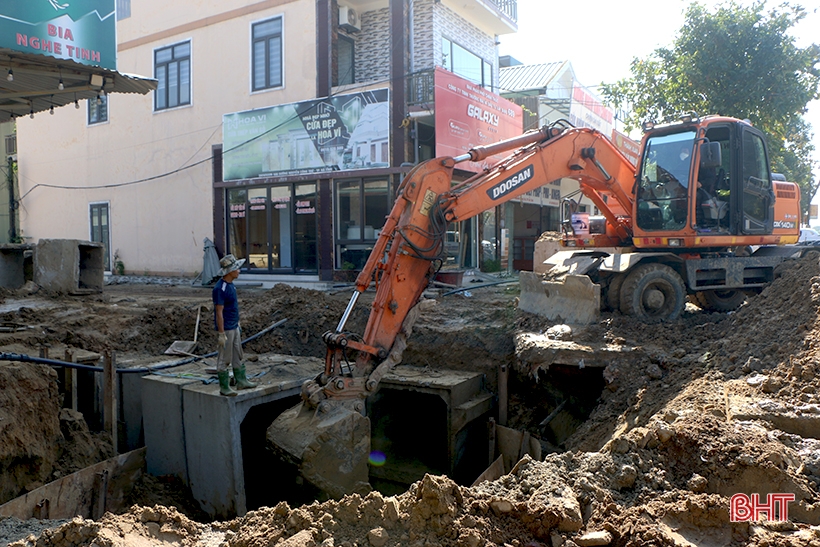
[
  {"xmin": 728, "ymin": 394, "xmax": 820, "ymax": 439},
  {"xmin": 514, "ymin": 331, "xmax": 641, "ymax": 375},
  {"xmin": 518, "ymin": 271, "xmax": 601, "ymax": 325}
]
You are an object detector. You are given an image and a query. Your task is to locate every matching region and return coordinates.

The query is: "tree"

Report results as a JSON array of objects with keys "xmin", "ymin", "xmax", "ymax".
[{"xmin": 601, "ymin": 1, "xmax": 820, "ymax": 214}]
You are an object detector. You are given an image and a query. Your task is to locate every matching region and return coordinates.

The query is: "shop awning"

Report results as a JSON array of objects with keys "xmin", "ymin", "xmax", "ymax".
[{"xmin": 0, "ymin": 49, "xmax": 156, "ymax": 123}]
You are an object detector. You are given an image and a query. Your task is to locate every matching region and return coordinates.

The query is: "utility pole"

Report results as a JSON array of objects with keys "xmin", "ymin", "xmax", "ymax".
[{"xmin": 7, "ymin": 155, "xmax": 16, "ymax": 243}]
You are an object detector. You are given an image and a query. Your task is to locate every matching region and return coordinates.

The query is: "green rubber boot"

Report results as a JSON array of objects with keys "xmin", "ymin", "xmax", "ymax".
[
  {"xmin": 218, "ymin": 370, "xmax": 237, "ymax": 397},
  {"xmin": 233, "ymin": 364, "xmax": 257, "ymax": 390}
]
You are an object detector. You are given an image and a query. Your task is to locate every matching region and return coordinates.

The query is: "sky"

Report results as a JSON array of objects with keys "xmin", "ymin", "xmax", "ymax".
[{"xmin": 497, "ymin": 0, "xmax": 820, "ymax": 212}]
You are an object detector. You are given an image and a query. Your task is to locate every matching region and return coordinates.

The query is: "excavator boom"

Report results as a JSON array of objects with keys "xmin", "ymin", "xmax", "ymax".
[
  {"xmin": 266, "ymin": 123, "xmax": 638, "ymax": 497},
  {"xmin": 267, "ymin": 115, "xmax": 802, "ymax": 497}
]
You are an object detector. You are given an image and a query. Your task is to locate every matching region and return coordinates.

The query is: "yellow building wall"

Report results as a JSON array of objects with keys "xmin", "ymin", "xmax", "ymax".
[{"xmin": 16, "ymin": 0, "xmax": 315, "ymax": 275}]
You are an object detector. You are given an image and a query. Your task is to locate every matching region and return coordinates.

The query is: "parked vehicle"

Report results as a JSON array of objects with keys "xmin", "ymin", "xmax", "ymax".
[{"xmin": 799, "ymin": 227, "xmax": 820, "ymax": 244}]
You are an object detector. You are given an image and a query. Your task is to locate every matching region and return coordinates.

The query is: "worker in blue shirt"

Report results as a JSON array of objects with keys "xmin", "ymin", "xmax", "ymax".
[{"xmin": 212, "ymin": 254, "xmax": 256, "ymax": 396}]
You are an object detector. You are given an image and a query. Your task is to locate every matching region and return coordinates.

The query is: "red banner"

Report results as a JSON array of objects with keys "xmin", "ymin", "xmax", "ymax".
[
  {"xmin": 434, "ymin": 67, "xmax": 523, "ymax": 173},
  {"xmin": 611, "ymin": 129, "xmax": 641, "ymax": 166}
]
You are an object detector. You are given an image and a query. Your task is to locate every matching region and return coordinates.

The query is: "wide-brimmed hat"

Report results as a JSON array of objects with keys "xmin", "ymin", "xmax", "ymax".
[{"xmin": 217, "ymin": 254, "xmax": 246, "ymax": 276}]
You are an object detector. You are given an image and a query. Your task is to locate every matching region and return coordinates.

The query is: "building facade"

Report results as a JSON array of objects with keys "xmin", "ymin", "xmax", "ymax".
[
  {"xmin": 499, "ymin": 57, "xmax": 637, "ymax": 269},
  {"xmin": 15, "ymin": 0, "xmax": 521, "ymax": 282}
]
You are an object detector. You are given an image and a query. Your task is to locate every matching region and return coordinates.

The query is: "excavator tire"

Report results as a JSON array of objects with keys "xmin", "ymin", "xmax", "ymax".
[
  {"xmin": 619, "ymin": 263, "xmax": 685, "ymax": 322},
  {"xmin": 604, "ymin": 273, "xmax": 625, "ymax": 311},
  {"xmin": 692, "ymin": 289, "xmax": 746, "ymax": 312}
]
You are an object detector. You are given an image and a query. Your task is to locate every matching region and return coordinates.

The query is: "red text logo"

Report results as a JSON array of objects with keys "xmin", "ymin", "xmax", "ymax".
[{"xmin": 730, "ymin": 493, "xmax": 795, "ymax": 522}]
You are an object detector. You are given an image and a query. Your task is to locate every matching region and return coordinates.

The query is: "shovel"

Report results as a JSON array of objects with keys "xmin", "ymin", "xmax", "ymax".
[{"xmin": 165, "ymin": 305, "xmax": 203, "ymax": 356}]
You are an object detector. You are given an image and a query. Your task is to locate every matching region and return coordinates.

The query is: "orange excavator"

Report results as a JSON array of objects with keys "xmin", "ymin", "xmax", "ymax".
[{"xmin": 267, "ymin": 114, "xmax": 803, "ymax": 497}]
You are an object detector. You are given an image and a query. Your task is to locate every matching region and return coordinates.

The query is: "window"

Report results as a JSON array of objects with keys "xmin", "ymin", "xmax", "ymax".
[
  {"xmin": 336, "ymin": 178, "xmax": 389, "ymax": 270},
  {"xmin": 252, "ymin": 17, "xmax": 283, "ymax": 91},
  {"xmin": 116, "ymin": 0, "xmax": 131, "ymax": 20},
  {"xmin": 89, "ymin": 203, "xmax": 111, "ymax": 271},
  {"xmin": 442, "ymin": 38, "xmax": 492, "ymax": 88},
  {"xmin": 337, "ymin": 36, "xmax": 354, "ymax": 86},
  {"xmin": 88, "ymin": 95, "xmax": 108, "ymax": 125},
  {"xmin": 154, "ymin": 41, "xmax": 191, "ymax": 111}
]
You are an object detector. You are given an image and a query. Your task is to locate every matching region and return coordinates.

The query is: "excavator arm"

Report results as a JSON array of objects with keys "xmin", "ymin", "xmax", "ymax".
[{"xmin": 267, "ymin": 123, "xmax": 638, "ymax": 497}]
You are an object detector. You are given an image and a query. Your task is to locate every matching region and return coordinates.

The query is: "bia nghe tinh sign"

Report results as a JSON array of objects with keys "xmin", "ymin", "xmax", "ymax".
[
  {"xmin": 0, "ymin": 0, "xmax": 117, "ymax": 70},
  {"xmin": 222, "ymin": 89, "xmax": 390, "ymax": 181}
]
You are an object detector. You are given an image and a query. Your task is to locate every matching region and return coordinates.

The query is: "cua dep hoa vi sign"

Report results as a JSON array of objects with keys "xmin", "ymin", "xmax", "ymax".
[{"xmin": 0, "ymin": 0, "xmax": 117, "ymax": 70}]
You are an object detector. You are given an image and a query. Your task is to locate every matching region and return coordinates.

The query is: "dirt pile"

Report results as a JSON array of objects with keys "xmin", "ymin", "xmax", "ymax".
[{"xmin": 0, "ymin": 363, "xmax": 113, "ymax": 504}]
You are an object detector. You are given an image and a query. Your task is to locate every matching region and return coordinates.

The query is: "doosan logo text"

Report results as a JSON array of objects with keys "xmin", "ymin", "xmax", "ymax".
[{"xmin": 487, "ymin": 166, "xmax": 534, "ymax": 200}]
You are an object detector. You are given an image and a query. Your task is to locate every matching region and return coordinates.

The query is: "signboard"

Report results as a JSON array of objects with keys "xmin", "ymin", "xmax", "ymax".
[
  {"xmin": 611, "ymin": 129, "xmax": 641, "ymax": 166},
  {"xmin": 513, "ymin": 184, "xmax": 561, "ymax": 207},
  {"xmin": 434, "ymin": 67, "xmax": 523, "ymax": 173},
  {"xmin": 0, "ymin": 0, "xmax": 117, "ymax": 70},
  {"xmin": 569, "ymin": 85, "xmax": 614, "ymax": 136},
  {"xmin": 222, "ymin": 88, "xmax": 389, "ymax": 180}
]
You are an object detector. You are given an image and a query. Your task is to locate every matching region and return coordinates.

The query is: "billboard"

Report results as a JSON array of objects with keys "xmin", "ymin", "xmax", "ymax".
[
  {"xmin": 434, "ymin": 67, "xmax": 523, "ymax": 173},
  {"xmin": 569, "ymin": 85, "xmax": 614, "ymax": 136},
  {"xmin": 611, "ymin": 129, "xmax": 641, "ymax": 166},
  {"xmin": 222, "ymin": 89, "xmax": 389, "ymax": 181},
  {"xmin": 0, "ymin": 0, "xmax": 117, "ymax": 70}
]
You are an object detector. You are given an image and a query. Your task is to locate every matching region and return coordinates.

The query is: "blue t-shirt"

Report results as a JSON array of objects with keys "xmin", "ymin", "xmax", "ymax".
[{"xmin": 212, "ymin": 278, "xmax": 239, "ymax": 331}]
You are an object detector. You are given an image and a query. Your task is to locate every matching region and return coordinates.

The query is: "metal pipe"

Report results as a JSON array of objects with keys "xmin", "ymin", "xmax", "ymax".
[
  {"xmin": 498, "ymin": 363, "xmax": 508, "ymax": 426},
  {"xmin": 336, "ymin": 291, "xmax": 360, "ymax": 333},
  {"xmin": 0, "ymin": 318, "xmax": 289, "ymax": 374}
]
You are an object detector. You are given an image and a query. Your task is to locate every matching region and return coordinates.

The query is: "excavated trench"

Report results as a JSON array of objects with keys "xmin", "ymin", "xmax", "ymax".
[{"xmin": 0, "ymin": 282, "xmax": 619, "ymax": 521}]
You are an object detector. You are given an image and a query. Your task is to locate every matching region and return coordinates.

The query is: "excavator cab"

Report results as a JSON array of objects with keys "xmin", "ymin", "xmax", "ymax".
[{"xmin": 631, "ymin": 117, "xmax": 779, "ymax": 247}]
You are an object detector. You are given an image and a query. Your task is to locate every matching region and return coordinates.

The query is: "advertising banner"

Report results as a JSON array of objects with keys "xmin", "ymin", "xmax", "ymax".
[
  {"xmin": 223, "ymin": 88, "xmax": 389, "ymax": 181},
  {"xmin": 434, "ymin": 67, "xmax": 523, "ymax": 173},
  {"xmin": 569, "ymin": 85, "xmax": 614, "ymax": 136},
  {"xmin": 611, "ymin": 129, "xmax": 641, "ymax": 166},
  {"xmin": 0, "ymin": 0, "xmax": 117, "ymax": 70}
]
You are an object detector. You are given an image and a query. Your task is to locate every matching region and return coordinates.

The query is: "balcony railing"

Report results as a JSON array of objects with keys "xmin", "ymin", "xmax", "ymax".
[
  {"xmin": 490, "ymin": 0, "xmax": 517, "ymax": 23},
  {"xmin": 407, "ymin": 70, "xmax": 436, "ymax": 107}
]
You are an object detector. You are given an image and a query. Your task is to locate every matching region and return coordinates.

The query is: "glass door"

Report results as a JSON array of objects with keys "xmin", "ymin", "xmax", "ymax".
[
  {"xmin": 294, "ymin": 184, "xmax": 317, "ymax": 272},
  {"xmin": 227, "ymin": 184, "xmax": 316, "ymax": 273},
  {"xmin": 270, "ymin": 186, "xmax": 292, "ymax": 270},
  {"xmin": 247, "ymin": 188, "xmax": 269, "ymax": 269}
]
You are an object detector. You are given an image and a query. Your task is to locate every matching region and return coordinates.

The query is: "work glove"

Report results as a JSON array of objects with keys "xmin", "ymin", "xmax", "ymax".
[{"xmin": 218, "ymin": 332, "xmax": 227, "ymax": 348}]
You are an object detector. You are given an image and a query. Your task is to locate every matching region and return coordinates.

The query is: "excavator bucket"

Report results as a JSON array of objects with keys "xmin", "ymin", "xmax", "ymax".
[
  {"xmin": 266, "ymin": 400, "xmax": 371, "ymax": 499},
  {"xmin": 518, "ymin": 251, "xmax": 604, "ymax": 324}
]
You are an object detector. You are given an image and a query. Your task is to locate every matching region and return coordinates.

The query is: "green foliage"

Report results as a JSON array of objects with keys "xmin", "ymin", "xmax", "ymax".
[
  {"xmin": 113, "ymin": 250, "xmax": 125, "ymax": 275},
  {"xmin": 601, "ymin": 1, "xmax": 820, "ymax": 212},
  {"xmin": 482, "ymin": 259, "xmax": 502, "ymax": 272}
]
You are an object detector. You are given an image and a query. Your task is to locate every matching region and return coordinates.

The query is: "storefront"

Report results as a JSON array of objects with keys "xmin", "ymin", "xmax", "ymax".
[
  {"xmin": 226, "ymin": 183, "xmax": 318, "ymax": 274},
  {"xmin": 219, "ymin": 89, "xmax": 392, "ymax": 280}
]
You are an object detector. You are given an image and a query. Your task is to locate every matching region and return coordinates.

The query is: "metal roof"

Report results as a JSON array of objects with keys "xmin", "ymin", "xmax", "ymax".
[
  {"xmin": 0, "ymin": 49, "xmax": 156, "ymax": 123},
  {"xmin": 499, "ymin": 61, "xmax": 570, "ymax": 93}
]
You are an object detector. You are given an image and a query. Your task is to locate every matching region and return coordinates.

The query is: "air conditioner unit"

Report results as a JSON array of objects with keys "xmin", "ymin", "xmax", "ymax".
[{"xmin": 339, "ymin": 5, "xmax": 360, "ymax": 32}]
